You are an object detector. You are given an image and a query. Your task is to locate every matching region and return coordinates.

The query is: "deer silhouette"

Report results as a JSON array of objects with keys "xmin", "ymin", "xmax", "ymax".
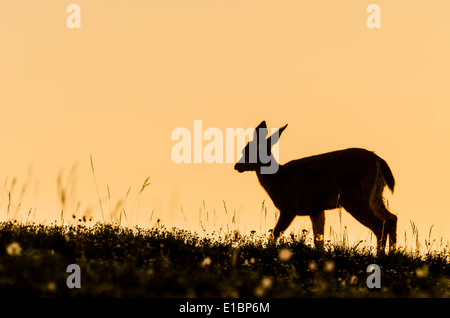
[{"xmin": 234, "ymin": 121, "xmax": 397, "ymax": 253}]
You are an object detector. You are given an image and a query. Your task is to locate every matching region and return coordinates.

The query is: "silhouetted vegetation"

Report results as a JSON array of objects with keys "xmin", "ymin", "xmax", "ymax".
[{"xmin": 0, "ymin": 221, "xmax": 449, "ymax": 297}]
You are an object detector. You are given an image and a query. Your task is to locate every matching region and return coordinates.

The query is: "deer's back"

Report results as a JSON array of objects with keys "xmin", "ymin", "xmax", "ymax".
[
  {"xmin": 263, "ymin": 148, "xmax": 382, "ymax": 213},
  {"xmin": 283, "ymin": 147, "xmax": 377, "ymax": 173}
]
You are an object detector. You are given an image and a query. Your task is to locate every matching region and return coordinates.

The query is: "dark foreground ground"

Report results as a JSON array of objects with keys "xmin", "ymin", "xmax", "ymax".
[{"xmin": 0, "ymin": 221, "xmax": 449, "ymax": 297}]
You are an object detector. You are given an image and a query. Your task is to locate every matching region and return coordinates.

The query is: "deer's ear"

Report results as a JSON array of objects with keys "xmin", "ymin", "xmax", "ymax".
[
  {"xmin": 278, "ymin": 123, "xmax": 288, "ymax": 136},
  {"xmin": 254, "ymin": 121, "xmax": 268, "ymax": 140},
  {"xmin": 256, "ymin": 121, "xmax": 267, "ymax": 130},
  {"xmin": 267, "ymin": 124, "xmax": 288, "ymax": 146}
]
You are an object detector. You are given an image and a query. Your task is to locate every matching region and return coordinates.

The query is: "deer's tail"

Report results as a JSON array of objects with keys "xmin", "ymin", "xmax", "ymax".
[{"xmin": 378, "ymin": 158, "xmax": 395, "ymax": 193}]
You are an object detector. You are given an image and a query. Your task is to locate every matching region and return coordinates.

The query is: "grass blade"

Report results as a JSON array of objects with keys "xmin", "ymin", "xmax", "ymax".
[{"xmin": 90, "ymin": 154, "xmax": 105, "ymax": 223}]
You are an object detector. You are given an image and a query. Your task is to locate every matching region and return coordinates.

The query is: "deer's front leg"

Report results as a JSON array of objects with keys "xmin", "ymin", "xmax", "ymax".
[
  {"xmin": 271, "ymin": 211, "xmax": 295, "ymax": 239},
  {"xmin": 310, "ymin": 211, "xmax": 325, "ymax": 250}
]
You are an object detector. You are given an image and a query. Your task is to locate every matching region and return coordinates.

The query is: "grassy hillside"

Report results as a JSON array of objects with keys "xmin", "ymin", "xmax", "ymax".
[{"xmin": 0, "ymin": 221, "xmax": 449, "ymax": 297}]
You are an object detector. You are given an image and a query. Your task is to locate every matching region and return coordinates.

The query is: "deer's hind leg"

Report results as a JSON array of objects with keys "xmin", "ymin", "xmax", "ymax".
[
  {"xmin": 342, "ymin": 200, "xmax": 387, "ymax": 254},
  {"xmin": 369, "ymin": 198, "xmax": 397, "ymax": 251},
  {"xmin": 310, "ymin": 211, "xmax": 325, "ymax": 250},
  {"xmin": 369, "ymin": 176, "xmax": 398, "ymax": 251}
]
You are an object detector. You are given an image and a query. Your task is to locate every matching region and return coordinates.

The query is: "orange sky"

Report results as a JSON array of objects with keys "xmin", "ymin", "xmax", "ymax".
[{"xmin": 1, "ymin": 1, "xmax": 449, "ymax": 249}]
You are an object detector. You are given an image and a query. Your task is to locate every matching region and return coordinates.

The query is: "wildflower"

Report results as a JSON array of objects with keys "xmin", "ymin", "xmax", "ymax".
[
  {"xmin": 261, "ymin": 276, "xmax": 273, "ymax": 289},
  {"xmin": 6, "ymin": 242, "xmax": 22, "ymax": 256},
  {"xmin": 46, "ymin": 281, "xmax": 57, "ymax": 293},
  {"xmin": 254, "ymin": 276, "xmax": 273, "ymax": 297},
  {"xmin": 323, "ymin": 260, "xmax": 335, "ymax": 273},
  {"xmin": 416, "ymin": 264, "xmax": 429, "ymax": 278},
  {"xmin": 201, "ymin": 257, "xmax": 212, "ymax": 266},
  {"xmin": 315, "ymin": 234, "xmax": 324, "ymax": 242},
  {"xmin": 308, "ymin": 261, "xmax": 318, "ymax": 272},
  {"xmin": 278, "ymin": 248, "xmax": 292, "ymax": 261}
]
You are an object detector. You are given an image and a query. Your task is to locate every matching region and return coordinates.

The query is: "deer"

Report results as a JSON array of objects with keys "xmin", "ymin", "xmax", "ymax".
[{"xmin": 234, "ymin": 120, "xmax": 397, "ymax": 253}]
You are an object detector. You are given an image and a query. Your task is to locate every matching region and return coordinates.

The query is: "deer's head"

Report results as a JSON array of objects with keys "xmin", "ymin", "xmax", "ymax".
[{"xmin": 234, "ymin": 121, "xmax": 288, "ymax": 175}]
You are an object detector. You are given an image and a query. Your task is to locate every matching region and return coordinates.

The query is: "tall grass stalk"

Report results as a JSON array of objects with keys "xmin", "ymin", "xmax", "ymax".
[{"xmin": 89, "ymin": 154, "xmax": 105, "ymax": 223}]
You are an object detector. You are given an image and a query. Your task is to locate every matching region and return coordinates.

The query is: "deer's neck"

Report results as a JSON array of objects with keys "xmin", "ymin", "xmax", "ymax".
[{"xmin": 255, "ymin": 164, "xmax": 280, "ymax": 193}]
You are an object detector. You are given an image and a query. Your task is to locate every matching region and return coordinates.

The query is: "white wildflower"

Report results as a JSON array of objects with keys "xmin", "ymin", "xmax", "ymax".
[
  {"xmin": 278, "ymin": 248, "xmax": 292, "ymax": 261},
  {"xmin": 201, "ymin": 256, "xmax": 212, "ymax": 266},
  {"xmin": 6, "ymin": 242, "xmax": 22, "ymax": 256}
]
